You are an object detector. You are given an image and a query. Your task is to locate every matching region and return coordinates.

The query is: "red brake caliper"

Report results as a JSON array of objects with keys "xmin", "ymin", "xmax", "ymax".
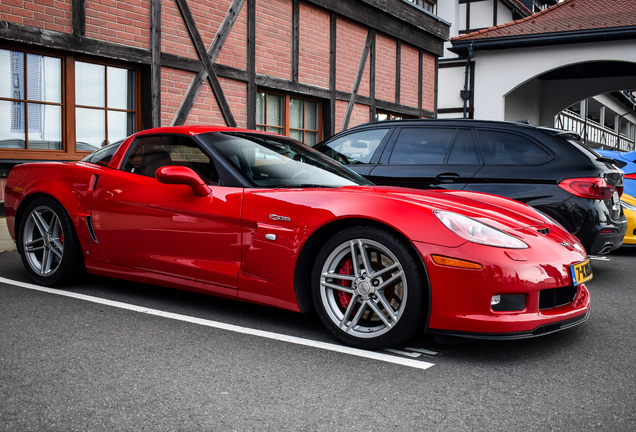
[{"xmin": 337, "ymin": 259, "xmax": 353, "ymax": 309}]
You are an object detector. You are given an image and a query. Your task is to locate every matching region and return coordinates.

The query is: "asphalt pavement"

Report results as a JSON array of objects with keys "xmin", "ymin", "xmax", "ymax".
[{"xmin": 2, "ymin": 243, "xmax": 636, "ymax": 430}]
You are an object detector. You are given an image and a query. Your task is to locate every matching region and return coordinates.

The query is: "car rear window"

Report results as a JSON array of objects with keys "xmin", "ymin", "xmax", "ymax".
[{"xmin": 477, "ymin": 130, "xmax": 551, "ymax": 165}]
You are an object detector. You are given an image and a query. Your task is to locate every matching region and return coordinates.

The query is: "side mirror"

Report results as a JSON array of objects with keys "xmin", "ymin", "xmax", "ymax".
[{"xmin": 156, "ymin": 166, "xmax": 212, "ymax": 197}]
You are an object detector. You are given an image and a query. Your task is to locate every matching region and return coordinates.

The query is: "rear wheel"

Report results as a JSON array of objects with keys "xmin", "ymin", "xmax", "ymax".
[
  {"xmin": 312, "ymin": 225, "xmax": 427, "ymax": 349},
  {"xmin": 19, "ymin": 197, "xmax": 85, "ymax": 286}
]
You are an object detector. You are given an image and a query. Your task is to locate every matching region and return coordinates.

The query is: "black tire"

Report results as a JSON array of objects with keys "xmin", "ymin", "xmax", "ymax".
[
  {"xmin": 18, "ymin": 197, "xmax": 86, "ymax": 287},
  {"xmin": 311, "ymin": 225, "xmax": 427, "ymax": 349}
]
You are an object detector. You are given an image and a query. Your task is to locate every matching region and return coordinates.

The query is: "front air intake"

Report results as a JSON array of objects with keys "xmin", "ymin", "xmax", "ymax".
[{"xmin": 539, "ymin": 286, "xmax": 577, "ymax": 310}]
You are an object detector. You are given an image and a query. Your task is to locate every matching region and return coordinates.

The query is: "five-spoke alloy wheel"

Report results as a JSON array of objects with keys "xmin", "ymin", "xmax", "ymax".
[{"xmin": 312, "ymin": 226, "xmax": 427, "ymax": 349}]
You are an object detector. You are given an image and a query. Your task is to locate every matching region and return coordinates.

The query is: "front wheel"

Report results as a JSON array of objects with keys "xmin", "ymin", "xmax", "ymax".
[
  {"xmin": 19, "ymin": 197, "xmax": 85, "ymax": 286},
  {"xmin": 312, "ymin": 226, "xmax": 427, "ymax": 349}
]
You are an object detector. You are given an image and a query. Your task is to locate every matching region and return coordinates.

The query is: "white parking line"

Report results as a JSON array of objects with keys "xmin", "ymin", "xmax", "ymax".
[{"xmin": 0, "ymin": 276, "xmax": 434, "ymax": 370}]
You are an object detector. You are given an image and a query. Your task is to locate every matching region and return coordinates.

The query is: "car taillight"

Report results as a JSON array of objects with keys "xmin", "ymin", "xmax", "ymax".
[{"xmin": 558, "ymin": 178, "xmax": 615, "ymax": 200}]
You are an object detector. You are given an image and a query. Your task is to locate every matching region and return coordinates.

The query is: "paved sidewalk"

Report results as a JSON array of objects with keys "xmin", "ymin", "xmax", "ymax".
[{"xmin": 0, "ymin": 217, "xmax": 16, "ymax": 252}]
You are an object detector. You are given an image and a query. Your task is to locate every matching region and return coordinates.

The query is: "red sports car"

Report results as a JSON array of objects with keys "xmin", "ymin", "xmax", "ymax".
[{"xmin": 4, "ymin": 126, "xmax": 591, "ymax": 349}]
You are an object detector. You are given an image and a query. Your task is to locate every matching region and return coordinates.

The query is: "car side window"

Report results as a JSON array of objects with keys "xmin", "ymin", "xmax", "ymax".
[
  {"xmin": 81, "ymin": 141, "xmax": 123, "ymax": 167},
  {"xmin": 389, "ymin": 128, "xmax": 455, "ymax": 165},
  {"xmin": 477, "ymin": 130, "xmax": 551, "ymax": 165},
  {"xmin": 121, "ymin": 135, "xmax": 220, "ymax": 184},
  {"xmin": 320, "ymin": 128, "xmax": 389, "ymax": 165},
  {"xmin": 447, "ymin": 129, "xmax": 479, "ymax": 165}
]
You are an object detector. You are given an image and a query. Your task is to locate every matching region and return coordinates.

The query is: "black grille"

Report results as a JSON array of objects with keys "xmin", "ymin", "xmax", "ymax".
[{"xmin": 539, "ymin": 286, "xmax": 577, "ymax": 310}]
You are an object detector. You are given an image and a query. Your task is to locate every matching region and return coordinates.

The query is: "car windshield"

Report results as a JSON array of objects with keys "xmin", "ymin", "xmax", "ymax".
[{"xmin": 198, "ymin": 132, "xmax": 373, "ymax": 188}]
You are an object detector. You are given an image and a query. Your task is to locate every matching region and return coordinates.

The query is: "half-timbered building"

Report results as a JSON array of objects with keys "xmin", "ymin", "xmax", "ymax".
[{"xmin": 0, "ymin": 0, "xmax": 449, "ymax": 199}]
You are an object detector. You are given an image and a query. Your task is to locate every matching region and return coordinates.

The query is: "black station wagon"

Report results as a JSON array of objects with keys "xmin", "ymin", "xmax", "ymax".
[{"xmin": 315, "ymin": 119, "xmax": 627, "ymax": 255}]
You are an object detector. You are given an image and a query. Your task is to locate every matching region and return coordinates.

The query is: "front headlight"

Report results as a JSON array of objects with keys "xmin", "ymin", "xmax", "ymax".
[
  {"xmin": 621, "ymin": 199, "xmax": 636, "ymax": 211},
  {"xmin": 434, "ymin": 211, "xmax": 528, "ymax": 249}
]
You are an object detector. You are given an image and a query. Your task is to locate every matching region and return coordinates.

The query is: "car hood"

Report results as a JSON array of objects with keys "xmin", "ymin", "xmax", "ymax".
[{"xmin": 341, "ymin": 185, "xmax": 547, "ymax": 231}]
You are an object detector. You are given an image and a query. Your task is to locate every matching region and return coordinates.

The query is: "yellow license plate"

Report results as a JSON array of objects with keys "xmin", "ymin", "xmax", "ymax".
[{"xmin": 570, "ymin": 259, "xmax": 593, "ymax": 286}]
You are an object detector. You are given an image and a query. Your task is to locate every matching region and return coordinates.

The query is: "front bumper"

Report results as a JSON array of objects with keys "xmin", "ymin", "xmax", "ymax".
[{"xmin": 413, "ymin": 232, "xmax": 591, "ymax": 338}]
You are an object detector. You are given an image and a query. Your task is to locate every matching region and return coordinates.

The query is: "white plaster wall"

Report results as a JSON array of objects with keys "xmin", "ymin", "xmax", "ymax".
[
  {"xmin": 496, "ymin": 2, "xmax": 513, "ymax": 25},
  {"xmin": 438, "ymin": 65, "xmax": 467, "ymax": 109},
  {"xmin": 471, "ymin": 39, "xmax": 636, "ymax": 124},
  {"xmin": 470, "ymin": 0, "xmax": 495, "ymax": 29}
]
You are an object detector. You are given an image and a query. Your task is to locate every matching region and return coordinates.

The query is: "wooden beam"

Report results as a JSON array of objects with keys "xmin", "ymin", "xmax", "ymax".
[
  {"xmin": 329, "ymin": 13, "xmax": 337, "ymax": 137},
  {"xmin": 150, "ymin": 0, "xmax": 161, "ymax": 128},
  {"xmin": 369, "ymin": 30, "xmax": 376, "ymax": 122},
  {"xmin": 174, "ymin": 0, "xmax": 236, "ymax": 127},
  {"xmin": 246, "ymin": 0, "xmax": 256, "ymax": 129},
  {"xmin": 72, "ymin": 0, "xmax": 85, "ymax": 39},
  {"xmin": 292, "ymin": 0, "xmax": 300, "ymax": 83},
  {"xmin": 341, "ymin": 30, "xmax": 374, "ymax": 131},
  {"xmin": 171, "ymin": 0, "xmax": 245, "ymax": 126},
  {"xmin": 0, "ymin": 21, "xmax": 151, "ymax": 64}
]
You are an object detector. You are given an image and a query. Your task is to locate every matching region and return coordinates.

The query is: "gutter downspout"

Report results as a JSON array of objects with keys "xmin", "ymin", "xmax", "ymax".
[{"xmin": 461, "ymin": 43, "xmax": 473, "ymax": 119}]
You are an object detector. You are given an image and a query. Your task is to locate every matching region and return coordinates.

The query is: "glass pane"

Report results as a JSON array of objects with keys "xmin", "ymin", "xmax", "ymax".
[
  {"xmin": 375, "ymin": 113, "xmax": 388, "ymax": 121},
  {"xmin": 304, "ymin": 131, "xmax": 318, "ymax": 146},
  {"xmin": 266, "ymin": 94, "xmax": 283, "ymax": 127},
  {"xmin": 305, "ymin": 101, "xmax": 318, "ymax": 130},
  {"xmin": 28, "ymin": 103, "xmax": 62, "ymax": 149},
  {"xmin": 290, "ymin": 129, "xmax": 303, "ymax": 141},
  {"xmin": 447, "ymin": 129, "xmax": 478, "ymax": 165},
  {"xmin": 256, "ymin": 125, "xmax": 266, "ymax": 131},
  {"xmin": 108, "ymin": 111, "xmax": 135, "ymax": 145},
  {"xmin": 290, "ymin": 99, "xmax": 303, "ymax": 129},
  {"xmin": 0, "ymin": 100, "xmax": 25, "ymax": 148},
  {"xmin": 27, "ymin": 54, "xmax": 62, "ymax": 103},
  {"xmin": 389, "ymin": 128, "xmax": 455, "ymax": 165},
  {"xmin": 107, "ymin": 66, "xmax": 135, "ymax": 110},
  {"xmin": 76, "ymin": 62, "xmax": 105, "ymax": 107},
  {"xmin": 267, "ymin": 126, "xmax": 283, "ymax": 134},
  {"xmin": 323, "ymin": 129, "xmax": 390, "ymax": 165},
  {"xmin": 0, "ymin": 50, "xmax": 24, "ymax": 99},
  {"xmin": 478, "ymin": 130, "xmax": 550, "ymax": 165},
  {"xmin": 76, "ymin": 107, "xmax": 105, "ymax": 151},
  {"xmin": 256, "ymin": 92, "xmax": 265, "ymax": 125}
]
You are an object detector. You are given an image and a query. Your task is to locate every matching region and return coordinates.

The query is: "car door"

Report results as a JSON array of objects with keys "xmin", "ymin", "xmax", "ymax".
[
  {"xmin": 465, "ymin": 128, "xmax": 556, "ymax": 203},
  {"xmin": 366, "ymin": 127, "xmax": 483, "ymax": 190},
  {"xmin": 89, "ymin": 134, "xmax": 243, "ymax": 290}
]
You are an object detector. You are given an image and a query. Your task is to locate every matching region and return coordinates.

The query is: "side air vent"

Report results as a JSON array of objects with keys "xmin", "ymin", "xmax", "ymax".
[
  {"xmin": 86, "ymin": 215, "xmax": 98, "ymax": 243},
  {"xmin": 538, "ymin": 228, "xmax": 550, "ymax": 235}
]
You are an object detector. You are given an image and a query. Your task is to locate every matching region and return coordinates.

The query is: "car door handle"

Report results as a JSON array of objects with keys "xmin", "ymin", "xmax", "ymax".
[{"xmin": 435, "ymin": 173, "xmax": 461, "ymax": 182}]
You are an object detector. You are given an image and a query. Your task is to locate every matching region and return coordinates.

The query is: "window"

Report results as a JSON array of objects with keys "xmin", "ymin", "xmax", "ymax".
[
  {"xmin": 389, "ymin": 128, "xmax": 456, "ymax": 165},
  {"xmin": 0, "ymin": 45, "xmax": 139, "ymax": 159},
  {"xmin": 0, "ymin": 49, "xmax": 62, "ymax": 150},
  {"xmin": 406, "ymin": 0, "xmax": 436, "ymax": 14},
  {"xmin": 75, "ymin": 62, "xmax": 136, "ymax": 152},
  {"xmin": 477, "ymin": 130, "xmax": 551, "ymax": 165},
  {"xmin": 122, "ymin": 135, "xmax": 218, "ymax": 184},
  {"xmin": 256, "ymin": 91, "xmax": 321, "ymax": 145},
  {"xmin": 320, "ymin": 128, "xmax": 390, "ymax": 165}
]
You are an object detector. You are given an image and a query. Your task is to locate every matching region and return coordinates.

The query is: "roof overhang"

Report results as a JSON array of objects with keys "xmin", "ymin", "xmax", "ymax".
[{"xmin": 450, "ymin": 26, "xmax": 636, "ymax": 55}]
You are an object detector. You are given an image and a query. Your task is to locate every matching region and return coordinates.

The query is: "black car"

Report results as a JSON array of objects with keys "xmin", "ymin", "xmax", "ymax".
[{"xmin": 315, "ymin": 119, "xmax": 627, "ymax": 255}]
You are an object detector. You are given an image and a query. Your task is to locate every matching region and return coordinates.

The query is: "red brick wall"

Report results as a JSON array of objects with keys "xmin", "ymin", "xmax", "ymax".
[
  {"xmin": 1, "ymin": 0, "xmax": 72, "ymax": 33},
  {"xmin": 375, "ymin": 33, "xmax": 397, "ymax": 104},
  {"xmin": 256, "ymin": 0, "xmax": 292, "ymax": 80},
  {"xmin": 336, "ymin": 18, "xmax": 370, "ymax": 97},
  {"xmin": 85, "ymin": 0, "xmax": 150, "ymax": 49},
  {"xmin": 399, "ymin": 43, "xmax": 420, "ymax": 108},
  {"xmin": 421, "ymin": 51, "xmax": 436, "ymax": 112},
  {"xmin": 298, "ymin": 2, "xmax": 330, "ymax": 89},
  {"xmin": 216, "ymin": 3, "xmax": 247, "ymax": 70}
]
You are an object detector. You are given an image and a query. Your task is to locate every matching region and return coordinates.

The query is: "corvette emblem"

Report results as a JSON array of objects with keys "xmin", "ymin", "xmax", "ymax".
[{"xmin": 269, "ymin": 214, "xmax": 291, "ymax": 222}]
